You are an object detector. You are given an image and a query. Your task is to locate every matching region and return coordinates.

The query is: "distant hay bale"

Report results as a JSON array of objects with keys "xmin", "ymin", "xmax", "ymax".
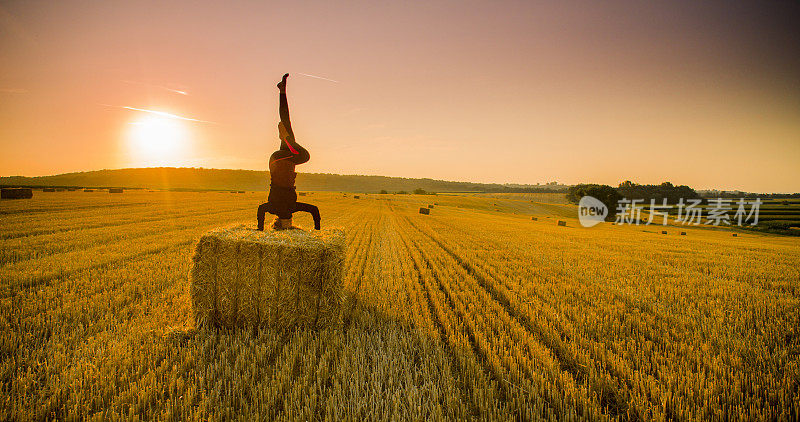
[
  {"xmin": 419, "ymin": 207, "xmax": 430, "ymax": 215},
  {"xmin": 55, "ymin": 188, "xmax": 65, "ymax": 192},
  {"xmin": 732, "ymin": 233, "xmax": 738, "ymax": 237},
  {"xmin": 43, "ymin": 188, "xmax": 55, "ymax": 192},
  {"xmin": 83, "ymin": 189, "xmax": 94, "ymax": 192},
  {"xmin": 298, "ymin": 192, "xmax": 307, "ymax": 196},
  {"xmin": 557, "ymin": 220, "xmax": 567, "ymax": 226},
  {"xmin": 428, "ymin": 204, "xmax": 434, "ymax": 209},
  {"xmin": 353, "ymin": 195, "xmax": 360, "ymax": 199},
  {"xmin": 108, "ymin": 188, "xmax": 123, "ymax": 193},
  {"xmin": 190, "ymin": 225, "xmax": 346, "ymax": 330},
  {"xmin": 661, "ymin": 231, "xmax": 668, "ymax": 234},
  {"xmin": 680, "ymin": 232, "xmax": 686, "ymax": 235},
  {"xmin": 237, "ymin": 191, "xmax": 245, "ymax": 194},
  {"xmin": 531, "ymin": 217, "xmax": 538, "ymax": 221},
  {"xmin": 1, "ymin": 188, "xmax": 33, "ymax": 199}
]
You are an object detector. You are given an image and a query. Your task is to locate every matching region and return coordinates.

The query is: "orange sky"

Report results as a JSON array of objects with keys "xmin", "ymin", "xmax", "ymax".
[{"xmin": 1, "ymin": 0, "xmax": 799, "ymax": 192}]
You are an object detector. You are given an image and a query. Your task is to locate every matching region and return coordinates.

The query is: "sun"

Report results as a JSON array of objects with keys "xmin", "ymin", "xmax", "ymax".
[{"xmin": 126, "ymin": 114, "xmax": 189, "ymax": 166}]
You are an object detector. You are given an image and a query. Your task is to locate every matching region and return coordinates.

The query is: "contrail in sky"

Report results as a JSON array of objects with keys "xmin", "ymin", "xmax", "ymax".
[
  {"xmin": 297, "ymin": 73, "xmax": 340, "ymax": 83},
  {"xmin": 121, "ymin": 80, "xmax": 188, "ymax": 95},
  {"xmin": 99, "ymin": 104, "xmax": 216, "ymax": 123}
]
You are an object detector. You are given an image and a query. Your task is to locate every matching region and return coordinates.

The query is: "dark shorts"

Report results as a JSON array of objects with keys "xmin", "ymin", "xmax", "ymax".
[{"xmin": 267, "ymin": 186, "xmax": 297, "ymax": 219}]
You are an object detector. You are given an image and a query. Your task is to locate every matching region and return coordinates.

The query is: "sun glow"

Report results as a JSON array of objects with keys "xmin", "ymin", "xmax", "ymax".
[{"xmin": 126, "ymin": 114, "xmax": 189, "ymax": 166}]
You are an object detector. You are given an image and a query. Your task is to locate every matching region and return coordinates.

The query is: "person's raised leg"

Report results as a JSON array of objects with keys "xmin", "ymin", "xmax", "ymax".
[
  {"xmin": 276, "ymin": 73, "xmax": 310, "ymax": 164},
  {"xmin": 293, "ymin": 202, "xmax": 321, "ymax": 230}
]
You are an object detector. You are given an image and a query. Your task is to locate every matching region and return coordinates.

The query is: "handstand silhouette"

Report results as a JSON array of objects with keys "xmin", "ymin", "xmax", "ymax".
[{"xmin": 257, "ymin": 73, "xmax": 321, "ymax": 230}]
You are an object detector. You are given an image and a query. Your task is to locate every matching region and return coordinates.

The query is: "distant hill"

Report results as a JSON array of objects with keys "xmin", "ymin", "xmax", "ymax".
[{"xmin": 0, "ymin": 167, "xmax": 567, "ymax": 193}]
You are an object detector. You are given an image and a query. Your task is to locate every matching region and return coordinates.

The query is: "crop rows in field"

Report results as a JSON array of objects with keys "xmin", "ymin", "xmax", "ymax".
[{"xmin": 2, "ymin": 191, "xmax": 799, "ymax": 420}]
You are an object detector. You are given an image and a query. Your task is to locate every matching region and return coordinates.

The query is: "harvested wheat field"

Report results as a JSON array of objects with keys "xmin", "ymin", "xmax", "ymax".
[{"xmin": 2, "ymin": 191, "xmax": 799, "ymax": 420}]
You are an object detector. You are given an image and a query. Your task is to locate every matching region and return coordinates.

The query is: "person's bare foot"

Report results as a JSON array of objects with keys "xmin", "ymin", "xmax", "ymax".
[{"xmin": 277, "ymin": 73, "xmax": 288, "ymax": 91}]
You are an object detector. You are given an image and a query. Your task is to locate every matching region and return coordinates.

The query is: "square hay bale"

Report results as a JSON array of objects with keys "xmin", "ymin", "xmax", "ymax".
[
  {"xmin": 680, "ymin": 232, "xmax": 687, "ymax": 235},
  {"xmin": 531, "ymin": 217, "xmax": 538, "ymax": 221},
  {"xmin": 353, "ymin": 195, "xmax": 360, "ymax": 199},
  {"xmin": 190, "ymin": 225, "xmax": 346, "ymax": 330},
  {"xmin": 661, "ymin": 230, "xmax": 668, "ymax": 234},
  {"xmin": 419, "ymin": 207, "xmax": 430, "ymax": 215},
  {"xmin": 557, "ymin": 220, "xmax": 567, "ymax": 226},
  {"xmin": 109, "ymin": 188, "xmax": 123, "ymax": 193},
  {"xmin": 1, "ymin": 188, "xmax": 33, "ymax": 199},
  {"xmin": 428, "ymin": 204, "xmax": 434, "ymax": 208}
]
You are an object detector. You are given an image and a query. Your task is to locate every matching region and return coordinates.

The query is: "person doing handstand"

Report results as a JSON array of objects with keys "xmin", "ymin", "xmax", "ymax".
[{"xmin": 257, "ymin": 73, "xmax": 321, "ymax": 230}]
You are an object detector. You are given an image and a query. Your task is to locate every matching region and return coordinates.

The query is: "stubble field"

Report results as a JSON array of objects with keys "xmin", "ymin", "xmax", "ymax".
[{"xmin": 2, "ymin": 190, "xmax": 798, "ymax": 420}]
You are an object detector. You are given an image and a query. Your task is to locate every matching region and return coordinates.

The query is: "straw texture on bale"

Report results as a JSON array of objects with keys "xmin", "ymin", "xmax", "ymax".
[
  {"xmin": 190, "ymin": 225, "xmax": 346, "ymax": 330},
  {"xmin": 1, "ymin": 188, "xmax": 33, "ymax": 199},
  {"xmin": 419, "ymin": 207, "xmax": 430, "ymax": 215}
]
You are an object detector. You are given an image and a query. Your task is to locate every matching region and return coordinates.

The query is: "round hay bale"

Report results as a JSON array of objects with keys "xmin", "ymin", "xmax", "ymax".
[
  {"xmin": 1, "ymin": 188, "xmax": 33, "ymax": 199},
  {"xmin": 190, "ymin": 225, "xmax": 346, "ymax": 330}
]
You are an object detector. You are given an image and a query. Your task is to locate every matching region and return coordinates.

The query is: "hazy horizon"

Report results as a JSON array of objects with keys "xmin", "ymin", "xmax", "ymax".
[
  {"xmin": 6, "ymin": 165, "xmax": 800, "ymax": 194},
  {"xmin": 2, "ymin": 0, "xmax": 799, "ymax": 192}
]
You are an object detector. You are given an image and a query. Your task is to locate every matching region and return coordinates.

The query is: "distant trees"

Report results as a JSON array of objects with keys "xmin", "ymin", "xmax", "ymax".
[
  {"xmin": 413, "ymin": 188, "xmax": 437, "ymax": 195},
  {"xmin": 616, "ymin": 181, "xmax": 698, "ymax": 204}
]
